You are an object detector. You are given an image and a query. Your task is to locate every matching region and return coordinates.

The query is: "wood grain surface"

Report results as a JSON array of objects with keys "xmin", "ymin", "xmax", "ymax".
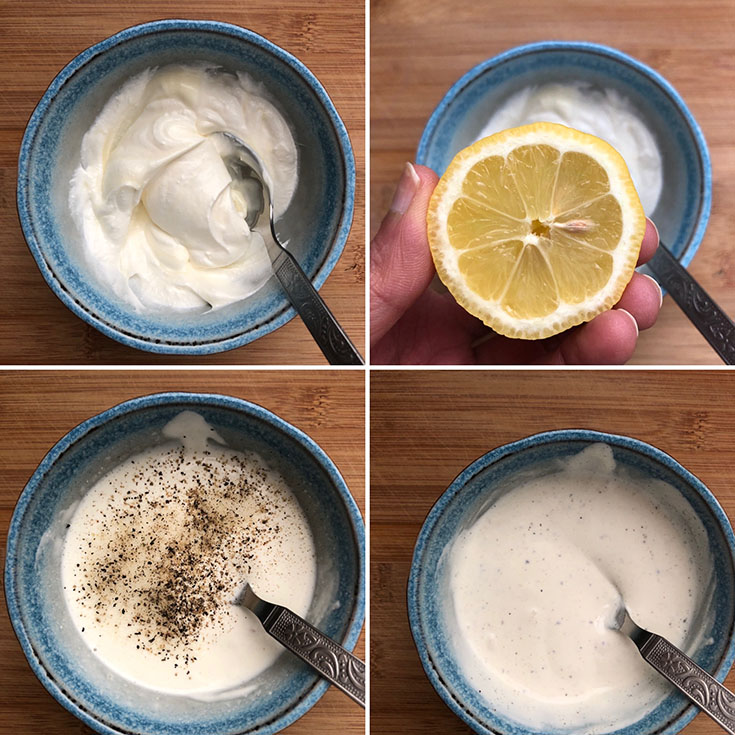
[
  {"xmin": 371, "ymin": 369, "xmax": 735, "ymax": 734},
  {"xmin": 0, "ymin": 0, "xmax": 364, "ymax": 365},
  {"xmin": 0, "ymin": 370, "xmax": 365, "ymax": 734},
  {"xmin": 370, "ymin": 0, "xmax": 735, "ymax": 365}
]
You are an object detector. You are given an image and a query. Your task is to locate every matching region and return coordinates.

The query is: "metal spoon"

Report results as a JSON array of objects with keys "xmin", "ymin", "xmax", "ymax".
[
  {"xmin": 646, "ymin": 243, "xmax": 735, "ymax": 364},
  {"xmin": 612, "ymin": 603, "xmax": 735, "ymax": 733},
  {"xmin": 213, "ymin": 132, "xmax": 363, "ymax": 365},
  {"xmin": 235, "ymin": 582, "xmax": 365, "ymax": 707}
]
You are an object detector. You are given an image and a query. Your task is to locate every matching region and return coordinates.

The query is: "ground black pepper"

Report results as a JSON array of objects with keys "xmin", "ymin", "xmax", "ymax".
[{"xmin": 64, "ymin": 443, "xmax": 298, "ymax": 676}]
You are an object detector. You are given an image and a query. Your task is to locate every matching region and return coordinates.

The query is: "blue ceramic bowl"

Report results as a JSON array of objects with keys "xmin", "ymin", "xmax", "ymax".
[
  {"xmin": 5, "ymin": 393, "xmax": 365, "ymax": 735},
  {"xmin": 408, "ymin": 430, "xmax": 735, "ymax": 735},
  {"xmin": 17, "ymin": 20, "xmax": 355, "ymax": 354},
  {"xmin": 417, "ymin": 41, "xmax": 711, "ymax": 270}
]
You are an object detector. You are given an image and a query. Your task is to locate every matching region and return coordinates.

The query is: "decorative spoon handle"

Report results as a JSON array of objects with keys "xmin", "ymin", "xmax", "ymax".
[
  {"xmin": 635, "ymin": 632, "xmax": 735, "ymax": 734},
  {"xmin": 646, "ymin": 243, "xmax": 735, "ymax": 365},
  {"xmin": 255, "ymin": 600, "xmax": 365, "ymax": 707},
  {"xmin": 270, "ymin": 247, "xmax": 364, "ymax": 365}
]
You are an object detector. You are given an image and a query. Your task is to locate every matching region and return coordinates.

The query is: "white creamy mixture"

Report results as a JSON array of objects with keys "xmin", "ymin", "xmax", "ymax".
[
  {"xmin": 478, "ymin": 82, "xmax": 663, "ymax": 214},
  {"xmin": 70, "ymin": 64, "xmax": 298, "ymax": 312},
  {"xmin": 61, "ymin": 411, "xmax": 316, "ymax": 695},
  {"xmin": 447, "ymin": 444, "xmax": 711, "ymax": 734}
]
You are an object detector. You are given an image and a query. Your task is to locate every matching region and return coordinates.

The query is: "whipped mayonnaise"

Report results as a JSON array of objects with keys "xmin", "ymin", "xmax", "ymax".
[
  {"xmin": 70, "ymin": 64, "xmax": 298, "ymax": 312},
  {"xmin": 447, "ymin": 444, "xmax": 712, "ymax": 733},
  {"xmin": 61, "ymin": 411, "xmax": 316, "ymax": 695},
  {"xmin": 478, "ymin": 82, "xmax": 663, "ymax": 214}
]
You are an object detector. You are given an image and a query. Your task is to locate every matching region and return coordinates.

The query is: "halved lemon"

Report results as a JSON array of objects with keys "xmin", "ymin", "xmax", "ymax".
[{"xmin": 427, "ymin": 122, "xmax": 646, "ymax": 339}]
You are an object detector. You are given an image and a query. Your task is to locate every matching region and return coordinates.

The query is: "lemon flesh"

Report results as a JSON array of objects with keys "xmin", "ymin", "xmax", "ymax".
[{"xmin": 427, "ymin": 123, "xmax": 646, "ymax": 339}]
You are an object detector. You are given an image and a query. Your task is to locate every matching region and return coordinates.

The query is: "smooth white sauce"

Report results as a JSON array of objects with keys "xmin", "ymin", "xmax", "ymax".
[
  {"xmin": 477, "ymin": 82, "xmax": 663, "ymax": 214},
  {"xmin": 70, "ymin": 64, "xmax": 298, "ymax": 312},
  {"xmin": 447, "ymin": 444, "xmax": 712, "ymax": 733},
  {"xmin": 61, "ymin": 411, "xmax": 316, "ymax": 695}
]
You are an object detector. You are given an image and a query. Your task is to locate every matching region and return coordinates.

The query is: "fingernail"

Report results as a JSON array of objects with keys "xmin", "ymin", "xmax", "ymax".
[
  {"xmin": 649, "ymin": 218, "xmax": 660, "ymax": 245},
  {"xmin": 390, "ymin": 162, "xmax": 420, "ymax": 215},
  {"xmin": 616, "ymin": 308, "xmax": 639, "ymax": 337},
  {"xmin": 642, "ymin": 273, "xmax": 664, "ymax": 308}
]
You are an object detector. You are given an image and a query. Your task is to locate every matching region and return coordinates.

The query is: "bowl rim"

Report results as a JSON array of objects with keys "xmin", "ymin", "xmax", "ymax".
[
  {"xmin": 416, "ymin": 40, "xmax": 712, "ymax": 272},
  {"xmin": 407, "ymin": 428, "xmax": 735, "ymax": 735},
  {"xmin": 16, "ymin": 18, "xmax": 356, "ymax": 355},
  {"xmin": 4, "ymin": 391, "xmax": 366, "ymax": 735}
]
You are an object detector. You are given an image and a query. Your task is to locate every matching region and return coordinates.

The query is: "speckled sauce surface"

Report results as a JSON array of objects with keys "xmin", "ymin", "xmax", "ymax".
[
  {"xmin": 447, "ymin": 443, "xmax": 712, "ymax": 733},
  {"xmin": 62, "ymin": 411, "xmax": 316, "ymax": 696}
]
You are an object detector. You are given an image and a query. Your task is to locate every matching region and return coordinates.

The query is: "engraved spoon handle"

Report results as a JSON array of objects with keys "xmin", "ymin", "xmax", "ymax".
[
  {"xmin": 270, "ymin": 247, "xmax": 364, "ymax": 365},
  {"xmin": 637, "ymin": 633, "xmax": 735, "ymax": 734},
  {"xmin": 646, "ymin": 243, "xmax": 735, "ymax": 365},
  {"xmin": 260, "ymin": 603, "xmax": 366, "ymax": 707}
]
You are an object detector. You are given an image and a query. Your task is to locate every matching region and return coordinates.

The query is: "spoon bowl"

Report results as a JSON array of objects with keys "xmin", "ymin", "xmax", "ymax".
[
  {"xmin": 213, "ymin": 132, "xmax": 268, "ymax": 231},
  {"xmin": 610, "ymin": 603, "xmax": 653, "ymax": 648}
]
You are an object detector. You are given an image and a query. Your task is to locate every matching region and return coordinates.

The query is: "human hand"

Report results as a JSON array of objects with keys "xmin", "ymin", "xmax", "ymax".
[{"xmin": 371, "ymin": 163, "xmax": 662, "ymax": 364}]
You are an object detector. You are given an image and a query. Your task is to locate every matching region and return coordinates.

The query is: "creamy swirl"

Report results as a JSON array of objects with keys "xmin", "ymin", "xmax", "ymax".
[{"xmin": 70, "ymin": 64, "xmax": 298, "ymax": 312}]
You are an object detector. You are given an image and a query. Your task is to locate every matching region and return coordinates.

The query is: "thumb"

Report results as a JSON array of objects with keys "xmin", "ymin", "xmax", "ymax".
[{"xmin": 370, "ymin": 163, "xmax": 439, "ymax": 344}]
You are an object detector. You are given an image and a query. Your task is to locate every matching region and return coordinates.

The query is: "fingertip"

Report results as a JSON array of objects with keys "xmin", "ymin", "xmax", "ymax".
[
  {"xmin": 413, "ymin": 163, "xmax": 440, "ymax": 189},
  {"xmin": 370, "ymin": 162, "xmax": 440, "ymax": 345},
  {"xmin": 396, "ymin": 163, "xmax": 439, "ymax": 266},
  {"xmin": 641, "ymin": 273, "xmax": 664, "ymax": 309},
  {"xmin": 615, "ymin": 308, "xmax": 639, "ymax": 337},
  {"xmin": 638, "ymin": 218, "xmax": 660, "ymax": 265},
  {"xmin": 553, "ymin": 309, "xmax": 638, "ymax": 364},
  {"xmin": 615, "ymin": 273, "xmax": 662, "ymax": 330}
]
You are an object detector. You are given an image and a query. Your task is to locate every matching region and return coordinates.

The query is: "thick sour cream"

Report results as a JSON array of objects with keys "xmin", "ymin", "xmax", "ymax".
[
  {"xmin": 447, "ymin": 444, "xmax": 712, "ymax": 733},
  {"xmin": 478, "ymin": 82, "xmax": 663, "ymax": 214},
  {"xmin": 70, "ymin": 64, "xmax": 298, "ymax": 312},
  {"xmin": 61, "ymin": 411, "xmax": 316, "ymax": 695}
]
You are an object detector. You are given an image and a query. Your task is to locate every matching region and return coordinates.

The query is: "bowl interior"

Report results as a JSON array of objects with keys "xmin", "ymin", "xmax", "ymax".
[
  {"xmin": 411, "ymin": 434, "xmax": 735, "ymax": 735},
  {"xmin": 8, "ymin": 396, "xmax": 363, "ymax": 735},
  {"xmin": 21, "ymin": 23, "xmax": 352, "ymax": 351},
  {"xmin": 417, "ymin": 44, "xmax": 709, "ymax": 266}
]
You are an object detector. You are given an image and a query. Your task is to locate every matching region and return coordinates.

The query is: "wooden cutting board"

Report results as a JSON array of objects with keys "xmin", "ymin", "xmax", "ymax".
[
  {"xmin": 371, "ymin": 370, "xmax": 735, "ymax": 734},
  {"xmin": 371, "ymin": 0, "xmax": 734, "ymax": 365},
  {"xmin": 0, "ymin": 370, "xmax": 365, "ymax": 734},
  {"xmin": 0, "ymin": 0, "xmax": 364, "ymax": 365}
]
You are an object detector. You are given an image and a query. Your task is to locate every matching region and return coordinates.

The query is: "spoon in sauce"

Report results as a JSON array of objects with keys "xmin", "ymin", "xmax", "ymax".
[
  {"xmin": 611, "ymin": 603, "xmax": 735, "ymax": 733},
  {"xmin": 213, "ymin": 132, "xmax": 364, "ymax": 365},
  {"xmin": 235, "ymin": 582, "xmax": 365, "ymax": 707}
]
